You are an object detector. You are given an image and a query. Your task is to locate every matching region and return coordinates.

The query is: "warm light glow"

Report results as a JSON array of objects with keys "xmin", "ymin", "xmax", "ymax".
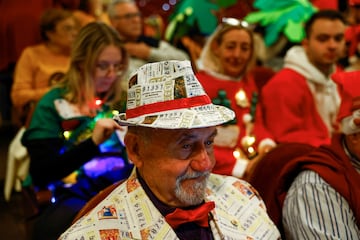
[
  {"xmin": 235, "ymin": 90, "xmax": 246, "ymax": 101},
  {"xmin": 95, "ymin": 99, "xmax": 103, "ymax": 106},
  {"xmin": 244, "ymin": 136, "xmax": 256, "ymax": 146},
  {"xmin": 233, "ymin": 149, "xmax": 241, "ymax": 159},
  {"xmin": 248, "ymin": 147, "xmax": 255, "ymax": 154},
  {"xmin": 112, "ymin": 110, "xmax": 119, "ymax": 115},
  {"xmin": 63, "ymin": 131, "xmax": 70, "ymax": 139}
]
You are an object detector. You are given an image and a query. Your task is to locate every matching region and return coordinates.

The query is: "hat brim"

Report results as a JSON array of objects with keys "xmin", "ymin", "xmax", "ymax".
[{"xmin": 114, "ymin": 104, "xmax": 235, "ymax": 129}]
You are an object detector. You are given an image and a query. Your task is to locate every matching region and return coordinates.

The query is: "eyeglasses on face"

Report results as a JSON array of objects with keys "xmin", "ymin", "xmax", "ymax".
[
  {"xmin": 96, "ymin": 62, "xmax": 125, "ymax": 74},
  {"xmin": 114, "ymin": 12, "xmax": 141, "ymax": 20}
]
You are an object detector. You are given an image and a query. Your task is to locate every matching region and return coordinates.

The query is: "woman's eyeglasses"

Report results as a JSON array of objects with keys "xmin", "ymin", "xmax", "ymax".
[{"xmin": 96, "ymin": 62, "xmax": 125, "ymax": 75}]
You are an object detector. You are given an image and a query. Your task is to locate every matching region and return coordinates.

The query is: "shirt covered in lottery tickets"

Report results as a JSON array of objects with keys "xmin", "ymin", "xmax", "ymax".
[{"xmin": 59, "ymin": 169, "xmax": 281, "ymax": 240}]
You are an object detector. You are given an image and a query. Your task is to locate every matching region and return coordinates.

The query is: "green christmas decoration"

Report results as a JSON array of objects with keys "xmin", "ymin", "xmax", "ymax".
[
  {"xmin": 249, "ymin": 92, "xmax": 258, "ymax": 121},
  {"xmin": 213, "ymin": 89, "xmax": 237, "ymax": 125},
  {"xmin": 165, "ymin": 0, "xmax": 237, "ymax": 43},
  {"xmin": 244, "ymin": 0, "xmax": 317, "ymax": 46}
]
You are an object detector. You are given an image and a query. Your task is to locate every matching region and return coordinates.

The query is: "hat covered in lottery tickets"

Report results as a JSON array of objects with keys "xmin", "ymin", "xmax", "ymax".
[{"xmin": 114, "ymin": 60, "xmax": 235, "ymax": 129}]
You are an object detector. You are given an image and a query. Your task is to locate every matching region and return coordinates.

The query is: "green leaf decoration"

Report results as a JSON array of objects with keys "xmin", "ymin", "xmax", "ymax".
[
  {"xmin": 165, "ymin": 0, "xmax": 237, "ymax": 42},
  {"xmin": 244, "ymin": 0, "xmax": 317, "ymax": 46},
  {"xmin": 216, "ymin": 0, "xmax": 237, "ymax": 8}
]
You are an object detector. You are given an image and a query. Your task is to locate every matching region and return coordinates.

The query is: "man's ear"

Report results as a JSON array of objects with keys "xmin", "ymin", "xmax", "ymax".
[
  {"xmin": 124, "ymin": 132, "xmax": 143, "ymax": 168},
  {"xmin": 45, "ymin": 30, "xmax": 55, "ymax": 42},
  {"xmin": 302, "ymin": 38, "xmax": 309, "ymax": 51}
]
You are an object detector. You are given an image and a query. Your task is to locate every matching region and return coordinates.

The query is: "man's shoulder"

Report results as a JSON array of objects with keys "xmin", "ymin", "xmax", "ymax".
[
  {"xmin": 263, "ymin": 68, "xmax": 307, "ymax": 91},
  {"xmin": 271, "ymin": 68, "xmax": 306, "ymax": 81},
  {"xmin": 292, "ymin": 170, "xmax": 325, "ymax": 186}
]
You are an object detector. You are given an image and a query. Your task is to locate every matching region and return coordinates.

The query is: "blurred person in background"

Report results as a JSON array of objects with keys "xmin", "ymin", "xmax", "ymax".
[
  {"xmin": 107, "ymin": 0, "xmax": 189, "ymax": 87},
  {"xmin": 345, "ymin": 0, "xmax": 360, "ymax": 71},
  {"xmin": 261, "ymin": 10, "xmax": 347, "ymax": 147},
  {"xmin": 21, "ymin": 22, "xmax": 132, "ymax": 240},
  {"xmin": 11, "ymin": 8, "xmax": 78, "ymax": 127},
  {"xmin": 196, "ymin": 17, "xmax": 276, "ymax": 179}
]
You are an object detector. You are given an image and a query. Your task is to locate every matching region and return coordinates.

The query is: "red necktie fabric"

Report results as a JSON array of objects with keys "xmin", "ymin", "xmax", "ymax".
[{"xmin": 165, "ymin": 201, "xmax": 215, "ymax": 229}]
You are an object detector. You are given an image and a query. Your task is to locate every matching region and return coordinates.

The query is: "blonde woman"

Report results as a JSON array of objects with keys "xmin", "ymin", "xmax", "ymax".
[
  {"xmin": 196, "ymin": 18, "xmax": 276, "ymax": 179},
  {"xmin": 22, "ymin": 22, "xmax": 131, "ymax": 240}
]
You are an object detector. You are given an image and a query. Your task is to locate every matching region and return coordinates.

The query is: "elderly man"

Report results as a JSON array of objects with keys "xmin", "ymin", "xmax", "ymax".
[
  {"xmin": 107, "ymin": 0, "xmax": 189, "ymax": 83},
  {"xmin": 59, "ymin": 60, "xmax": 280, "ymax": 240}
]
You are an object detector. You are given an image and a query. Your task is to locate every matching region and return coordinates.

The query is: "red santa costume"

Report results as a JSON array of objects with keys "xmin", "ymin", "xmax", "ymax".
[
  {"xmin": 196, "ymin": 21, "xmax": 276, "ymax": 177},
  {"xmin": 196, "ymin": 69, "xmax": 275, "ymax": 177},
  {"xmin": 261, "ymin": 46, "xmax": 341, "ymax": 147},
  {"xmin": 346, "ymin": 0, "xmax": 360, "ymax": 69}
]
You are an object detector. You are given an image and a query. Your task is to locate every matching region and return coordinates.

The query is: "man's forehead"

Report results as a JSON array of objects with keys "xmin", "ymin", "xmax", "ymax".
[
  {"xmin": 115, "ymin": 2, "xmax": 138, "ymax": 11},
  {"xmin": 151, "ymin": 127, "xmax": 217, "ymax": 139},
  {"xmin": 311, "ymin": 18, "xmax": 345, "ymax": 31}
]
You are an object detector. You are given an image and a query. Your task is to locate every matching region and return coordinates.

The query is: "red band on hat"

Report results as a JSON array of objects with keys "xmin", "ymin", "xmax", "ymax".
[{"xmin": 126, "ymin": 95, "xmax": 212, "ymax": 119}]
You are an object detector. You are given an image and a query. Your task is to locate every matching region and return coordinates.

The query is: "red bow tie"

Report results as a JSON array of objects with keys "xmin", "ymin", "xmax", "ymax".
[{"xmin": 165, "ymin": 201, "xmax": 215, "ymax": 229}]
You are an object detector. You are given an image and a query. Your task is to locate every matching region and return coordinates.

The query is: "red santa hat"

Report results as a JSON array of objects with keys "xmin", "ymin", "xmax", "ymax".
[
  {"xmin": 332, "ymin": 71, "xmax": 360, "ymax": 134},
  {"xmin": 349, "ymin": 0, "xmax": 360, "ymax": 6}
]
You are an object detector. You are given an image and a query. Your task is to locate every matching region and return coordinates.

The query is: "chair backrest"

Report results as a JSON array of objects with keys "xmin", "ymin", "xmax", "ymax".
[
  {"xmin": 247, "ymin": 142, "xmax": 315, "ymax": 236},
  {"xmin": 72, "ymin": 179, "xmax": 125, "ymax": 223}
]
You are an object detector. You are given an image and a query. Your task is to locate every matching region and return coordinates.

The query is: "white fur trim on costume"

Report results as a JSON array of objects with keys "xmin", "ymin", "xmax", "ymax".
[
  {"xmin": 341, "ymin": 112, "xmax": 360, "ymax": 135},
  {"xmin": 258, "ymin": 138, "xmax": 277, "ymax": 151},
  {"xmin": 232, "ymin": 158, "xmax": 248, "ymax": 178}
]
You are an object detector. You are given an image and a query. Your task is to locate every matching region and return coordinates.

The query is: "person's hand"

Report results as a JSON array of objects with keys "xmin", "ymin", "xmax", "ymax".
[
  {"xmin": 124, "ymin": 42, "xmax": 150, "ymax": 60},
  {"xmin": 91, "ymin": 118, "xmax": 124, "ymax": 145}
]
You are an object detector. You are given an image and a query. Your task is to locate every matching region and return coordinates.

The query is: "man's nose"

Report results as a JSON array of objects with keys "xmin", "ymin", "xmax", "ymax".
[
  {"xmin": 328, "ymin": 38, "xmax": 340, "ymax": 49},
  {"xmin": 190, "ymin": 146, "xmax": 214, "ymax": 172}
]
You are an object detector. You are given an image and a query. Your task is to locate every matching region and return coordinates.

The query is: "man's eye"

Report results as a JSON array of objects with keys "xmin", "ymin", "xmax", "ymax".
[
  {"xmin": 205, "ymin": 140, "xmax": 214, "ymax": 146},
  {"xmin": 334, "ymin": 35, "xmax": 344, "ymax": 42},
  {"xmin": 317, "ymin": 36, "xmax": 329, "ymax": 42},
  {"xmin": 182, "ymin": 144, "xmax": 192, "ymax": 149}
]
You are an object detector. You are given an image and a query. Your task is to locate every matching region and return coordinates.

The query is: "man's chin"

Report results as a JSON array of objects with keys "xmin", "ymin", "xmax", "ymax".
[{"xmin": 181, "ymin": 177, "xmax": 207, "ymax": 195}]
